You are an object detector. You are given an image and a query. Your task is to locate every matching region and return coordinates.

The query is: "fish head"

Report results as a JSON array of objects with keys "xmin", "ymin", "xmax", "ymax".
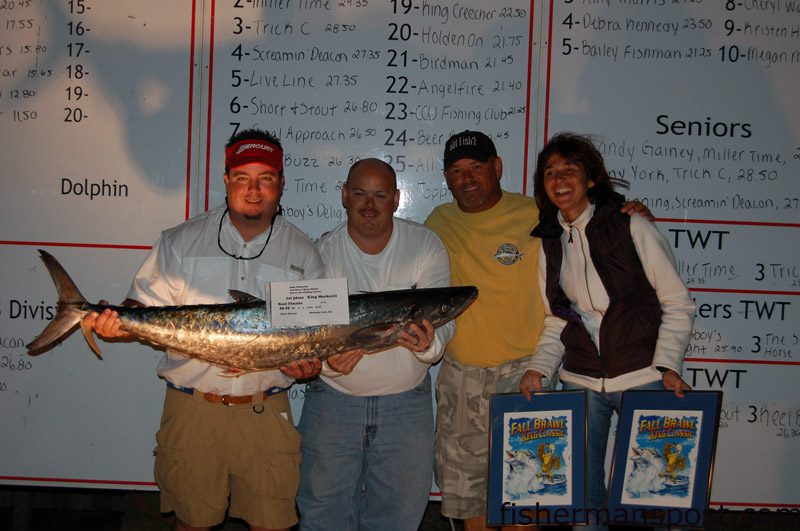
[
  {"xmin": 409, "ymin": 285, "xmax": 478, "ymax": 328},
  {"xmin": 347, "ymin": 286, "xmax": 478, "ymax": 352}
]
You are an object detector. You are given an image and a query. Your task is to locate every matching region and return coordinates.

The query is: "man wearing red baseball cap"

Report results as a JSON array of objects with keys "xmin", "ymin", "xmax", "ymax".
[{"xmin": 87, "ymin": 128, "xmax": 324, "ymax": 531}]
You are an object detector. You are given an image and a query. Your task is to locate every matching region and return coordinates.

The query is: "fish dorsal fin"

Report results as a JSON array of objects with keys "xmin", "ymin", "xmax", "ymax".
[{"xmin": 228, "ymin": 290, "xmax": 264, "ymax": 304}]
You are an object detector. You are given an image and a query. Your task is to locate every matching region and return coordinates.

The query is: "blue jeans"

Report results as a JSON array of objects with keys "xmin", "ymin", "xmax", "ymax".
[
  {"xmin": 562, "ymin": 379, "xmax": 663, "ymax": 531},
  {"xmin": 297, "ymin": 374, "xmax": 434, "ymax": 531}
]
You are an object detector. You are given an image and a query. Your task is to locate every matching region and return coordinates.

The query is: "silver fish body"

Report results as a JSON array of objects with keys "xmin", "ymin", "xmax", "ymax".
[{"xmin": 26, "ymin": 250, "xmax": 477, "ymax": 370}]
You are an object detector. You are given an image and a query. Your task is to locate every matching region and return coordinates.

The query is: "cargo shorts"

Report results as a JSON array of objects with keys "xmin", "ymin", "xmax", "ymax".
[
  {"xmin": 434, "ymin": 355, "xmax": 533, "ymax": 519},
  {"xmin": 154, "ymin": 386, "xmax": 300, "ymax": 529}
]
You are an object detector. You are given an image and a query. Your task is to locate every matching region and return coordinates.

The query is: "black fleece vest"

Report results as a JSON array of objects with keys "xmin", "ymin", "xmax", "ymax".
[{"xmin": 534, "ymin": 204, "xmax": 662, "ymax": 379}]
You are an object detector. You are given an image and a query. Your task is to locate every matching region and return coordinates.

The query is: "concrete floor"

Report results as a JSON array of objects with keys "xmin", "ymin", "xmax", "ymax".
[{"xmin": 1, "ymin": 488, "xmax": 798, "ymax": 530}]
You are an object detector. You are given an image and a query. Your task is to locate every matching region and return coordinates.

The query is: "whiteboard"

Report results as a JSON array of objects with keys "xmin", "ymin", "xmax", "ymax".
[
  {"xmin": 1, "ymin": 0, "xmax": 201, "ymax": 489},
  {"xmin": 0, "ymin": 0, "xmax": 798, "ymax": 512}
]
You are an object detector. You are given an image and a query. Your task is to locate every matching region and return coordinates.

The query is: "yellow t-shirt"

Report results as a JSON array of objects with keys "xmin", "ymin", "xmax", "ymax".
[{"xmin": 425, "ymin": 191, "xmax": 545, "ymax": 367}]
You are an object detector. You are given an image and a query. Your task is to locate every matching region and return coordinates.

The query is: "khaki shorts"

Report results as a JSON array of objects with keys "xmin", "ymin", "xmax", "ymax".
[
  {"xmin": 434, "ymin": 355, "xmax": 532, "ymax": 519},
  {"xmin": 154, "ymin": 387, "xmax": 300, "ymax": 528}
]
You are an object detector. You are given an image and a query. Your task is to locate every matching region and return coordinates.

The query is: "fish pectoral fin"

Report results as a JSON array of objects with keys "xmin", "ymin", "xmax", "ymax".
[
  {"xmin": 228, "ymin": 290, "xmax": 264, "ymax": 304},
  {"xmin": 351, "ymin": 322, "xmax": 402, "ymax": 341},
  {"xmin": 79, "ymin": 319, "xmax": 104, "ymax": 360}
]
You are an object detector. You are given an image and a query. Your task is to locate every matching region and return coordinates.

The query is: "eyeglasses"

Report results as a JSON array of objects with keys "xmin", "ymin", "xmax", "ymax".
[{"xmin": 217, "ymin": 206, "xmax": 279, "ymax": 260}]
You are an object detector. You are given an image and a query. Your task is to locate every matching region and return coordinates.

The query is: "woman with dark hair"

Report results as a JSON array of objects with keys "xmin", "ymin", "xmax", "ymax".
[{"xmin": 519, "ymin": 133, "xmax": 695, "ymax": 530}]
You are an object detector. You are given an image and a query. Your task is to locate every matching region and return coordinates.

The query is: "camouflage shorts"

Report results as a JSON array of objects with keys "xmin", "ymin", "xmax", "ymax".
[{"xmin": 434, "ymin": 355, "xmax": 532, "ymax": 519}]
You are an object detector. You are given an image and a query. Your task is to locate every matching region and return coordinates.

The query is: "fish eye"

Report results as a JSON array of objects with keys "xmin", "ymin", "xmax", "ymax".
[{"xmin": 439, "ymin": 303, "xmax": 451, "ymax": 313}]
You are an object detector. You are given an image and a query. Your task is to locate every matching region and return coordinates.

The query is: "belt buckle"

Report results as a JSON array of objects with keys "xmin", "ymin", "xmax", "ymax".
[{"xmin": 220, "ymin": 394, "xmax": 236, "ymax": 406}]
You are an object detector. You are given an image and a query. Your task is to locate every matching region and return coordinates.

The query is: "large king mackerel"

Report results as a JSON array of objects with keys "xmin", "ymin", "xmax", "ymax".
[{"xmin": 26, "ymin": 250, "xmax": 477, "ymax": 370}]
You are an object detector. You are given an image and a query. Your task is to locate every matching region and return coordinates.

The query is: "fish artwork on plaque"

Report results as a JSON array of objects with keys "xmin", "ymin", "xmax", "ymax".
[
  {"xmin": 621, "ymin": 409, "xmax": 702, "ymax": 507},
  {"xmin": 502, "ymin": 410, "xmax": 572, "ymax": 506}
]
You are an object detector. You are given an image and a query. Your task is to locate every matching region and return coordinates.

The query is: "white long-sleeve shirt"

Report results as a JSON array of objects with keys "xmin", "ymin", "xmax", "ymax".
[
  {"xmin": 128, "ymin": 205, "xmax": 325, "ymax": 395},
  {"xmin": 317, "ymin": 217, "xmax": 454, "ymax": 396},
  {"xmin": 528, "ymin": 204, "xmax": 696, "ymax": 393}
]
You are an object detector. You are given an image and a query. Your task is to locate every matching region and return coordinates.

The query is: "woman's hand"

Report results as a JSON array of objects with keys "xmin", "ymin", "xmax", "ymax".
[
  {"xmin": 661, "ymin": 369, "xmax": 691, "ymax": 397},
  {"xmin": 519, "ymin": 369, "xmax": 546, "ymax": 400}
]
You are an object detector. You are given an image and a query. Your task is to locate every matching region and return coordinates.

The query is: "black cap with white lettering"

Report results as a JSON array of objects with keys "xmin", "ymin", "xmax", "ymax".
[{"xmin": 443, "ymin": 130, "xmax": 498, "ymax": 169}]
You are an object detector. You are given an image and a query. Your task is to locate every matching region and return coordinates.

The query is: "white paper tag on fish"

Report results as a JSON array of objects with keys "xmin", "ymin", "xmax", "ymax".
[{"xmin": 269, "ymin": 277, "xmax": 349, "ymax": 327}]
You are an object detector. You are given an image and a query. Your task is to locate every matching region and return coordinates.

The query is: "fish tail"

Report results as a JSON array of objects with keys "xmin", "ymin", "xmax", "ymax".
[{"xmin": 26, "ymin": 250, "xmax": 94, "ymax": 357}]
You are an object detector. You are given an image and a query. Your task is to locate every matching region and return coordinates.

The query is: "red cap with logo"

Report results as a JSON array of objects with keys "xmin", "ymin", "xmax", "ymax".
[{"xmin": 225, "ymin": 139, "xmax": 284, "ymax": 171}]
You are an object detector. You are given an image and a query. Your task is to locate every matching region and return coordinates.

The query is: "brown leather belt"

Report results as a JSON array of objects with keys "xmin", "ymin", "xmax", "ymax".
[
  {"xmin": 167, "ymin": 382, "xmax": 287, "ymax": 406},
  {"xmin": 202, "ymin": 390, "xmax": 269, "ymax": 406}
]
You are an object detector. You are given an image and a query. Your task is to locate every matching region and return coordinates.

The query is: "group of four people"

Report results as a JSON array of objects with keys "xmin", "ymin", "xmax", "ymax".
[{"xmin": 88, "ymin": 128, "xmax": 694, "ymax": 531}]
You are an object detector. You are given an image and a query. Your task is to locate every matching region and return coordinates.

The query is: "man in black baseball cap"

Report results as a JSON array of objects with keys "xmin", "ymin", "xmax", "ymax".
[
  {"xmin": 427, "ymin": 129, "xmax": 540, "ymax": 530},
  {"xmin": 439, "ymin": 130, "xmax": 503, "ymax": 214},
  {"xmin": 442, "ymin": 130, "xmax": 498, "ymax": 169}
]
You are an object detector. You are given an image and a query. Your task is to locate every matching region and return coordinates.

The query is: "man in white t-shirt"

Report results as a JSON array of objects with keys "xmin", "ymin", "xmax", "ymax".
[
  {"xmin": 296, "ymin": 158, "xmax": 453, "ymax": 531},
  {"xmin": 87, "ymin": 128, "xmax": 324, "ymax": 531}
]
